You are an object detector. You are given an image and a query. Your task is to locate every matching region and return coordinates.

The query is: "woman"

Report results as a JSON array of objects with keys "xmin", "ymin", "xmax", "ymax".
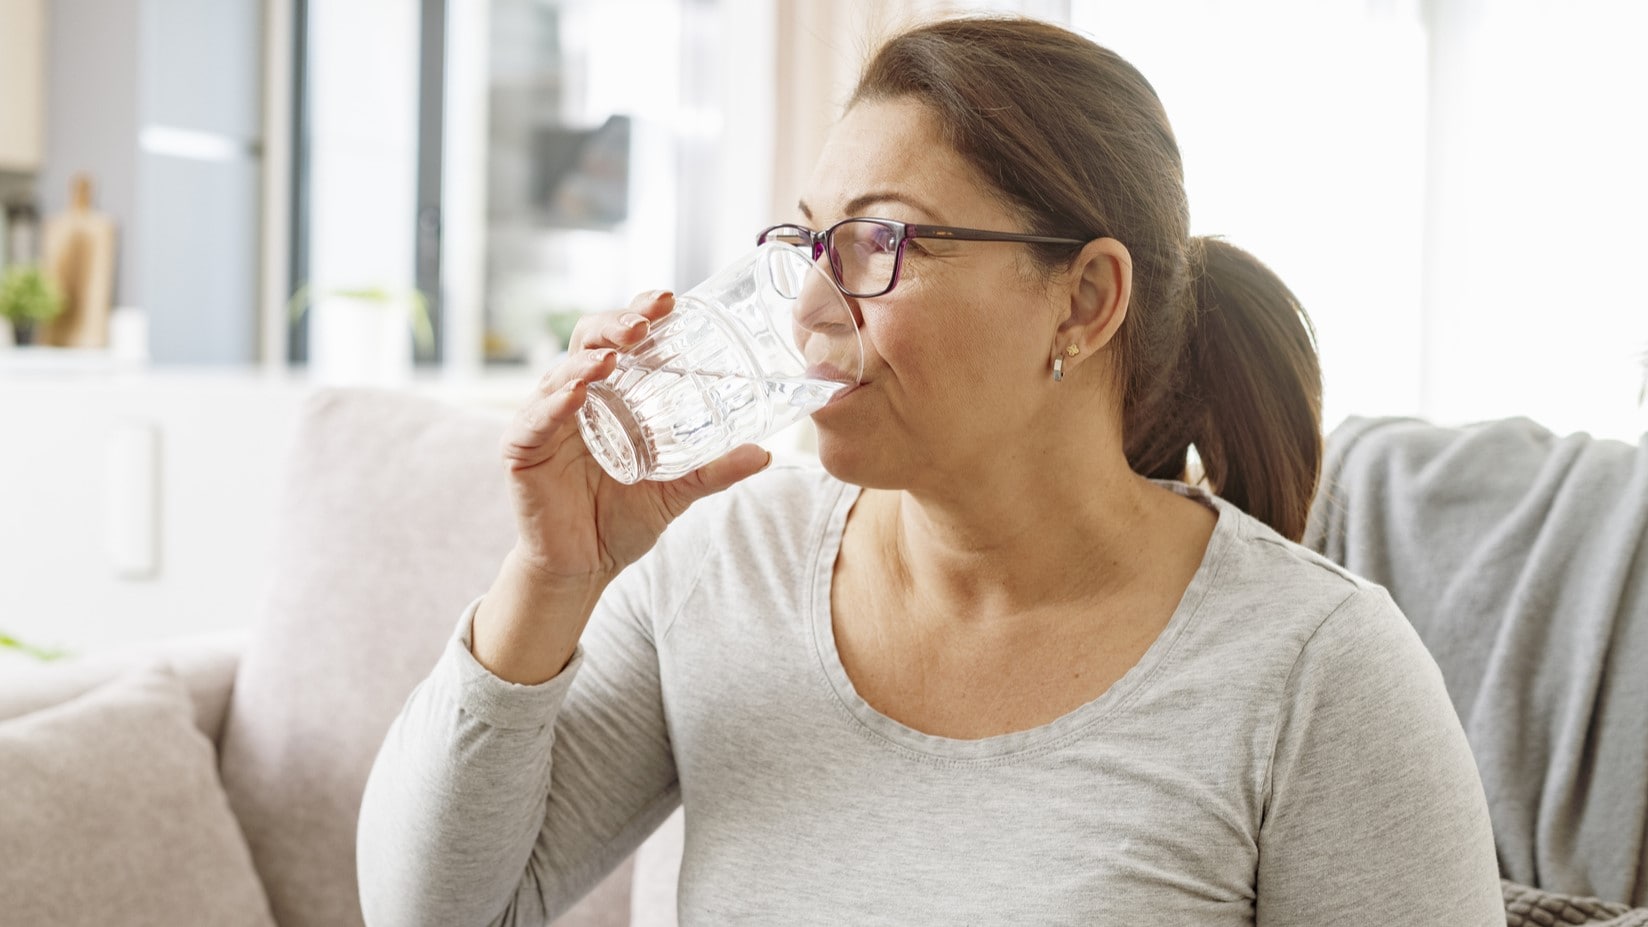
[{"xmin": 358, "ymin": 16, "xmax": 1503, "ymax": 925}]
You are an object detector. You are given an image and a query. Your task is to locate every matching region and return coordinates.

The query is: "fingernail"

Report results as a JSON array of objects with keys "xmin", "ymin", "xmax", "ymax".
[
  {"xmin": 651, "ymin": 289, "xmax": 673, "ymax": 301},
  {"xmin": 621, "ymin": 313, "xmax": 648, "ymax": 327},
  {"xmin": 757, "ymin": 450, "xmax": 773, "ymax": 472},
  {"xmin": 565, "ymin": 378, "xmax": 585, "ymax": 392},
  {"xmin": 589, "ymin": 348, "xmax": 615, "ymax": 361}
]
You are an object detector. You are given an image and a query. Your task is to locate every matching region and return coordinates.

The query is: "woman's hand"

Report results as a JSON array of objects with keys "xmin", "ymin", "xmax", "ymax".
[{"xmin": 498, "ymin": 289, "xmax": 771, "ymax": 588}]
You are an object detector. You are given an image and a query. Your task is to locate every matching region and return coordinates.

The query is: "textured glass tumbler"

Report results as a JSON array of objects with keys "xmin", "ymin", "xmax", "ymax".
[{"xmin": 576, "ymin": 242, "xmax": 863, "ymax": 484}]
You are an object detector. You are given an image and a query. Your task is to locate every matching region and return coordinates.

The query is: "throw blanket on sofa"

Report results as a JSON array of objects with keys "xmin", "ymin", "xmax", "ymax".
[
  {"xmin": 1305, "ymin": 416, "xmax": 1648, "ymax": 908},
  {"xmin": 1504, "ymin": 880, "xmax": 1648, "ymax": 926}
]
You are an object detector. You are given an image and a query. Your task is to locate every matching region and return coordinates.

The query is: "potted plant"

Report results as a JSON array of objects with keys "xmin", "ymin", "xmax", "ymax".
[
  {"xmin": 0, "ymin": 265, "xmax": 64, "ymax": 347},
  {"xmin": 288, "ymin": 285, "xmax": 435, "ymax": 386},
  {"xmin": 544, "ymin": 307, "xmax": 585, "ymax": 353}
]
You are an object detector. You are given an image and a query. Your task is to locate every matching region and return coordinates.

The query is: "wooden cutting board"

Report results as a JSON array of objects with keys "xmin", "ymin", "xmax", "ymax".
[{"xmin": 37, "ymin": 173, "xmax": 116, "ymax": 348}]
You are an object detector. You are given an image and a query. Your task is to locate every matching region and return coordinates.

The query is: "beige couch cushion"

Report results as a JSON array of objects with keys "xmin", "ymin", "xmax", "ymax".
[
  {"xmin": 216, "ymin": 388, "xmax": 632, "ymax": 927},
  {"xmin": 0, "ymin": 666, "xmax": 275, "ymax": 927},
  {"xmin": 0, "ymin": 634, "xmax": 242, "ymax": 743}
]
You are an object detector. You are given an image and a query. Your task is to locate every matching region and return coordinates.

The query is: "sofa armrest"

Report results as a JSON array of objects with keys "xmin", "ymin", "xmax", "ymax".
[{"xmin": 0, "ymin": 630, "xmax": 245, "ymax": 745}]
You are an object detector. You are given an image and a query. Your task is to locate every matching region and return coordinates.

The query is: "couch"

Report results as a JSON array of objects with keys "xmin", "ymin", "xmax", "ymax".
[
  {"xmin": 0, "ymin": 388, "xmax": 675, "ymax": 927},
  {"xmin": 1, "ymin": 389, "xmax": 1642, "ymax": 926}
]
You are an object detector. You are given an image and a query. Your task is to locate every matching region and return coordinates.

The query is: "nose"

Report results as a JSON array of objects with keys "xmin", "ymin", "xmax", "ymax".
[
  {"xmin": 787, "ymin": 255, "xmax": 862, "ymax": 382},
  {"xmin": 793, "ymin": 256, "xmax": 857, "ymax": 335}
]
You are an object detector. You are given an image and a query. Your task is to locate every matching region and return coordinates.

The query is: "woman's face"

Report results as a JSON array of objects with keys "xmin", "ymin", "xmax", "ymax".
[{"xmin": 802, "ymin": 97, "xmax": 1079, "ymax": 491}]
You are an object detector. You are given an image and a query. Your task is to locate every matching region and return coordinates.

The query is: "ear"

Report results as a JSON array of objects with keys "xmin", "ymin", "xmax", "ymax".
[{"xmin": 1054, "ymin": 237, "xmax": 1132, "ymax": 369}]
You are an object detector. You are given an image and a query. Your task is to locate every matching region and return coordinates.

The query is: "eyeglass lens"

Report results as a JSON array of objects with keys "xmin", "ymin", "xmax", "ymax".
[
  {"xmin": 761, "ymin": 221, "xmax": 900, "ymax": 297},
  {"xmin": 828, "ymin": 220, "xmax": 899, "ymax": 297}
]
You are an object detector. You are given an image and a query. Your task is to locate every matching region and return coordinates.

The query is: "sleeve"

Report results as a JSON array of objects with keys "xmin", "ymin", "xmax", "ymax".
[
  {"xmin": 1254, "ymin": 586, "xmax": 1504, "ymax": 927},
  {"xmin": 356, "ymin": 557, "xmax": 681, "ymax": 927}
]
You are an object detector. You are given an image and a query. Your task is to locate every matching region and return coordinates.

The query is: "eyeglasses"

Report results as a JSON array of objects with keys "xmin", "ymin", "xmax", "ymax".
[{"xmin": 757, "ymin": 217, "xmax": 1086, "ymax": 299}]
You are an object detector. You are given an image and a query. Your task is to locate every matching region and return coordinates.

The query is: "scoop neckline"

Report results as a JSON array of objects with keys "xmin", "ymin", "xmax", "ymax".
[{"xmin": 807, "ymin": 478, "xmax": 1235, "ymax": 764}]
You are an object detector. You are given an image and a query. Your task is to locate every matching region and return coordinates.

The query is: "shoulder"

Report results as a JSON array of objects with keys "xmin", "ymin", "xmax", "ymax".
[
  {"xmin": 716, "ymin": 460, "xmax": 847, "ymax": 518},
  {"xmin": 636, "ymin": 460, "xmax": 848, "ymax": 594},
  {"xmin": 1215, "ymin": 497, "xmax": 1445, "ymax": 726},
  {"xmin": 1200, "ymin": 494, "xmax": 1462, "ymax": 774},
  {"xmin": 1194, "ymin": 486, "xmax": 1387, "ymax": 635},
  {"xmin": 666, "ymin": 460, "xmax": 847, "ymax": 551},
  {"xmin": 1167, "ymin": 487, "xmax": 1432, "ymax": 708}
]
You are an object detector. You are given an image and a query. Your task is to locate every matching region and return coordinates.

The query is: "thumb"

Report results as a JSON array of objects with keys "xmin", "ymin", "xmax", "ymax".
[{"xmin": 659, "ymin": 444, "xmax": 772, "ymax": 516}]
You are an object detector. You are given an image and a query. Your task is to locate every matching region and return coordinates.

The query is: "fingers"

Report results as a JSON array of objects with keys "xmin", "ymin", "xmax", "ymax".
[
  {"xmin": 532, "ymin": 346, "xmax": 620, "ymax": 398},
  {"xmin": 500, "ymin": 376, "xmax": 592, "ymax": 470},
  {"xmin": 505, "ymin": 288, "xmax": 672, "ymax": 470},
  {"xmin": 504, "ymin": 346, "xmax": 625, "ymax": 469},
  {"xmin": 570, "ymin": 290, "xmax": 675, "ymax": 353},
  {"xmin": 505, "ymin": 289, "xmax": 675, "ymax": 471},
  {"xmin": 658, "ymin": 444, "xmax": 772, "ymax": 518}
]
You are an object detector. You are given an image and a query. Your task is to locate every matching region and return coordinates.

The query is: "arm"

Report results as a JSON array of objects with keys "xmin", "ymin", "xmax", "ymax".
[
  {"xmin": 1255, "ymin": 587, "xmax": 1504, "ymax": 926},
  {"xmin": 356, "ymin": 552, "xmax": 680, "ymax": 927},
  {"xmin": 353, "ymin": 290, "xmax": 764, "ymax": 927}
]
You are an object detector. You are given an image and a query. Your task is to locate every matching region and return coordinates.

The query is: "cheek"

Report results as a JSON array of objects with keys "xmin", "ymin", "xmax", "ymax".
[
  {"xmin": 869, "ymin": 267, "xmax": 981, "ymax": 349},
  {"xmin": 860, "ymin": 272, "xmax": 1037, "ymax": 391},
  {"xmin": 858, "ymin": 305, "xmax": 964, "ymax": 400}
]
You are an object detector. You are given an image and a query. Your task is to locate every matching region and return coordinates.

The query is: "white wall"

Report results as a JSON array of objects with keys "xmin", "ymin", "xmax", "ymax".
[
  {"xmin": 1071, "ymin": 0, "xmax": 1429, "ymax": 435},
  {"xmin": 1070, "ymin": 0, "xmax": 1648, "ymax": 441},
  {"xmin": 1419, "ymin": 0, "xmax": 1648, "ymax": 439}
]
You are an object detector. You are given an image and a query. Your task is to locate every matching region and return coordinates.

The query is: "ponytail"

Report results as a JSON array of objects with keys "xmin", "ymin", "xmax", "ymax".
[
  {"xmin": 1143, "ymin": 237, "xmax": 1322, "ymax": 541},
  {"xmin": 1127, "ymin": 237, "xmax": 1318, "ymax": 537}
]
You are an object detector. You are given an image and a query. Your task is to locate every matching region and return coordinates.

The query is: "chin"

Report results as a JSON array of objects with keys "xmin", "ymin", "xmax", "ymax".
[{"xmin": 812, "ymin": 417, "xmax": 915, "ymax": 490}]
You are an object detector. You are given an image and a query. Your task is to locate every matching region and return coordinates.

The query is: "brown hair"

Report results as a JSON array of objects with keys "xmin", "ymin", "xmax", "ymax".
[{"xmin": 849, "ymin": 16, "xmax": 1323, "ymax": 541}]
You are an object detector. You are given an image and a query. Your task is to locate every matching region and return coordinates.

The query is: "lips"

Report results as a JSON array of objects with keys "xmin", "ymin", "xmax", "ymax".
[{"xmin": 827, "ymin": 382, "xmax": 862, "ymax": 404}]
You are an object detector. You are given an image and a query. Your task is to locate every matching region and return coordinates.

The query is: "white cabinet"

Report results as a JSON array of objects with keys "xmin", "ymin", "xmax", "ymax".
[
  {"xmin": 0, "ymin": 357, "xmax": 538, "ymax": 655},
  {"xmin": 0, "ymin": 0, "xmax": 45, "ymax": 171}
]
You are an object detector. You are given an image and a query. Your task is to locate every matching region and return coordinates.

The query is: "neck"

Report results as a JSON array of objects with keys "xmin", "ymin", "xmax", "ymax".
[{"xmin": 860, "ymin": 446, "xmax": 1165, "ymax": 624}]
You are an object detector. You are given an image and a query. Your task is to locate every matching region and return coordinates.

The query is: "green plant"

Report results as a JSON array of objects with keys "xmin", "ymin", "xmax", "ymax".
[
  {"xmin": 543, "ymin": 308, "xmax": 585, "ymax": 350},
  {"xmin": 0, "ymin": 629, "xmax": 70, "ymax": 661},
  {"xmin": 0, "ymin": 265, "xmax": 64, "ymax": 327},
  {"xmin": 287, "ymin": 284, "xmax": 435, "ymax": 354}
]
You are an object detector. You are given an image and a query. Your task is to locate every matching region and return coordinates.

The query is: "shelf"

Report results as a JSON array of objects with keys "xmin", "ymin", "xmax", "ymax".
[{"xmin": 0, "ymin": 347, "xmax": 550, "ymax": 413}]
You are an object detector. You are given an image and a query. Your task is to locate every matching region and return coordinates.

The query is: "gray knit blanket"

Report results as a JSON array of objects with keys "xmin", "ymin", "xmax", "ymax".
[
  {"xmin": 1304, "ymin": 416, "xmax": 1648, "ymax": 916},
  {"xmin": 1504, "ymin": 880, "xmax": 1648, "ymax": 926}
]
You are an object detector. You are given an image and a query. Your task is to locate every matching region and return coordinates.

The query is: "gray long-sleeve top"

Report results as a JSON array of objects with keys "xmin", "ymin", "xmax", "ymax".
[{"xmin": 357, "ymin": 467, "xmax": 1504, "ymax": 925}]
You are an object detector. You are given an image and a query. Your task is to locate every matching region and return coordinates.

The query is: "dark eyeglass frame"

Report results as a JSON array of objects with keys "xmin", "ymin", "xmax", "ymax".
[{"xmin": 757, "ymin": 217, "xmax": 1087, "ymax": 299}]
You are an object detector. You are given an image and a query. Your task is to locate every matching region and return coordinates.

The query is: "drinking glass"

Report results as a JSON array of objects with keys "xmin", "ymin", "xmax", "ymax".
[{"xmin": 576, "ymin": 242, "xmax": 863, "ymax": 484}]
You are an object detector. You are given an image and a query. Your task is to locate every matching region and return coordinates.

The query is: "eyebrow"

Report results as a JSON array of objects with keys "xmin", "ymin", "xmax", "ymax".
[{"xmin": 797, "ymin": 191, "xmax": 945, "ymax": 224}]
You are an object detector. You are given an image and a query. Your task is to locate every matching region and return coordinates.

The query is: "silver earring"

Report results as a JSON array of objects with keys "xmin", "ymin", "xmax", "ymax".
[{"xmin": 1052, "ymin": 344, "xmax": 1079, "ymax": 382}]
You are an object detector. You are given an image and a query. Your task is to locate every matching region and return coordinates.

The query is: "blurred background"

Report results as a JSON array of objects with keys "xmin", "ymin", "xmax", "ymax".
[{"xmin": 1, "ymin": 0, "xmax": 1645, "ymax": 654}]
